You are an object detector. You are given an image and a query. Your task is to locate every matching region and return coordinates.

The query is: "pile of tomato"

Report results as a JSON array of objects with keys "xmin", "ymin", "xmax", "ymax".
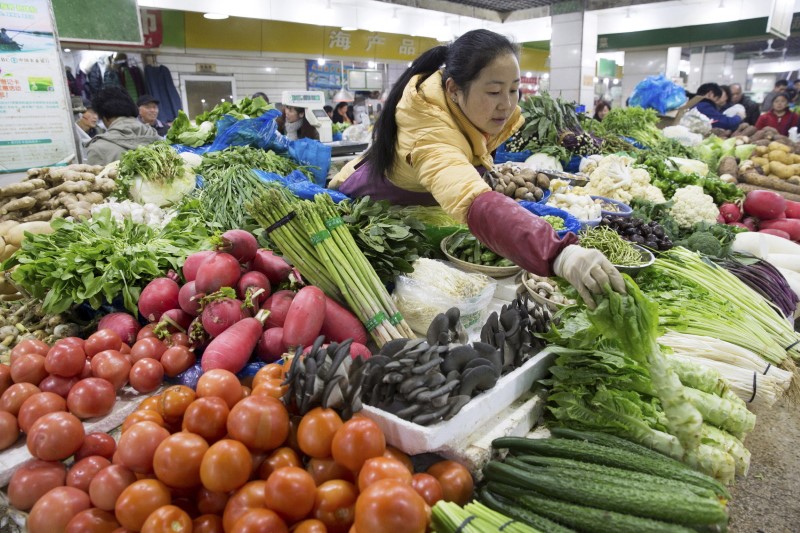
[{"xmin": 8, "ymin": 362, "xmax": 474, "ymax": 533}]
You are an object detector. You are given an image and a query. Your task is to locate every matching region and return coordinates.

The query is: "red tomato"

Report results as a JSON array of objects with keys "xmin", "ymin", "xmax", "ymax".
[
  {"xmin": 11, "ymin": 352, "xmax": 48, "ymax": 385},
  {"xmin": 54, "ymin": 337, "xmax": 85, "ymax": 351},
  {"xmin": 312, "ymin": 480, "xmax": 357, "ymax": 533},
  {"xmin": 122, "ymin": 409, "xmax": 165, "ymax": 433},
  {"xmin": 128, "ymin": 358, "xmax": 165, "ymax": 393},
  {"xmin": 89, "ymin": 465, "xmax": 137, "ymax": 511},
  {"xmin": 193, "ymin": 514, "xmax": 224, "ymax": 533},
  {"xmin": 0, "ymin": 363, "xmax": 12, "ymax": 396},
  {"xmin": 426, "ymin": 460, "xmax": 473, "ymax": 506},
  {"xmin": 137, "ymin": 394, "xmax": 162, "ymax": 413},
  {"xmin": 182, "ymin": 396, "xmax": 229, "ymax": 442},
  {"xmin": 168, "ymin": 332, "xmax": 191, "ymax": 347},
  {"xmin": 27, "ymin": 486, "xmax": 91, "ymax": 533},
  {"xmin": 11, "ymin": 339, "xmax": 50, "ymax": 359},
  {"xmin": 27, "ymin": 411, "xmax": 85, "ymax": 461},
  {"xmin": 67, "ymin": 378, "xmax": 116, "ymax": 419},
  {"xmin": 79, "ymin": 359, "xmax": 93, "ymax": 379},
  {"xmin": 130, "ymin": 337, "xmax": 167, "ymax": 363},
  {"xmin": 258, "ymin": 447, "xmax": 302, "ymax": 480},
  {"xmin": 160, "ymin": 346, "xmax": 195, "ymax": 377},
  {"xmin": 75, "ymin": 432, "xmax": 117, "ymax": 461},
  {"xmin": 65, "ymin": 507, "xmax": 120, "ymax": 533},
  {"xmin": 7, "ymin": 459, "xmax": 66, "ymax": 511},
  {"xmin": 116, "ymin": 420, "xmax": 170, "ymax": 474},
  {"xmin": 226, "ymin": 395, "xmax": 289, "ymax": 451},
  {"xmin": 90, "ymin": 350, "xmax": 131, "ymax": 391},
  {"xmin": 137, "ymin": 323, "xmax": 158, "ymax": 341},
  {"xmin": 38, "ymin": 375, "xmax": 79, "ymax": 398},
  {"xmin": 0, "ymin": 410, "xmax": 18, "ymax": 450},
  {"xmin": 306, "ymin": 457, "xmax": 354, "ymax": 486},
  {"xmin": 197, "ymin": 369, "xmax": 243, "ymax": 409},
  {"xmin": 292, "ymin": 519, "xmax": 328, "ymax": 533},
  {"xmin": 264, "ymin": 466, "xmax": 316, "ymax": 523},
  {"xmin": 67, "ymin": 455, "xmax": 111, "ymax": 493},
  {"xmin": 331, "ymin": 417, "xmax": 386, "ymax": 473},
  {"xmin": 222, "ymin": 480, "xmax": 266, "ymax": 533},
  {"xmin": 18, "ymin": 391, "xmax": 66, "ymax": 433},
  {"xmin": 45, "ymin": 343, "xmax": 86, "ymax": 378},
  {"xmin": 114, "ymin": 479, "xmax": 172, "ymax": 531},
  {"xmin": 85, "ymin": 329, "xmax": 123, "ymax": 358},
  {"xmin": 357, "ymin": 457, "xmax": 413, "ymax": 492},
  {"xmin": 119, "ymin": 343, "xmax": 131, "ymax": 356},
  {"xmin": 252, "ymin": 364, "xmax": 283, "ymax": 389},
  {"xmin": 233, "ymin": 508, "xmax": 289, "ymax": 533},
  {"xmin": 159, "ymin": 385, "xmax": 196, "ymax": 425},
  {"xmin": 410, "ymin": 473, "xmax": 443, "ymax": 507},
  {"xmin": 140, "ymin": 505, "xmax": 192, "ymax": 533},
  {"xmin": 153, "ymin": 431, "xmax": 209, "ymax": 489},
  {"xmin": 0, "ymin": 382, "xmax": 40, "ymax": 415},
  {"xmin": 297, "ymin": 407, "xmax": 343, "ymax": 459},
  {"xmin": 196, "ymin": 486, "xmax": 229, "ymax": 515},
  {"xmin": 200, "ymin": 438, "xmax": 252, "ymax": 493},
  {"xmin": 384, "ymin": 446, "xmax": 414, "ymax": 473},
  {"xmin": 354, "ymin": 479, "xmax": 428, "ymax": 533}
]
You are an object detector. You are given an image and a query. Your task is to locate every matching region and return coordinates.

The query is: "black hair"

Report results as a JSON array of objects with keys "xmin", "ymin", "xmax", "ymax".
[
  {"xmin": 719, "ymin": 84, "xmax": 732, "ymax": 102},
  {"xmin": 364, "ymin": 29, "xmax": 519, "ymax": 180},
  {"xmin": 324, "ymin": 105, "xmax": 333, "ymax": 113},
  {"xmin": 252, "ymin": 91, "xmax": 269, "ymax": 103},
  {"xmin": 91, "ymin": 86, "xmax": 138, "ymax": 122},
  {"xmin": 332, "ymin": 102, "xmax": 351, "ymax": 124},
  {"xmin": 774, "ymin": 92, "xmax": 791, "ymax": 104},
  {"xmin": 593, "ymin": 100, "xmax": 610, "ymax": 121},
  {"xmin": 776, "ymin": 79, "xmax": 789, "ymax": 88},
  {"xmin": 696, "ymin": 82, "xmax": 722, "ymax": 98},
  {"xmin": 276, "ymin": 106, "xmax": 319, "ymax": 141}
]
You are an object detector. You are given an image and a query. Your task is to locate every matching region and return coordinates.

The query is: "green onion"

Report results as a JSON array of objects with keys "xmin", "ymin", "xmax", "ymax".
[{"xmin": 579, "ymin": 226, "xmax": 643, "ymax": 266}]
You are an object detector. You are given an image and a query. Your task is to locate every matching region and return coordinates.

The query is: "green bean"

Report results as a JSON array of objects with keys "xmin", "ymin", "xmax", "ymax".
[{"xmin": 579, "ymin": 226, "xmax": 643, "ymax": 266}]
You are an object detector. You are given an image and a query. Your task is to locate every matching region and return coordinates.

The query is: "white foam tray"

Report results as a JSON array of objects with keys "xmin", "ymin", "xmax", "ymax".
[{"xmin": 361, "ymin": 348, "xmax": 555, "ymax": 456}]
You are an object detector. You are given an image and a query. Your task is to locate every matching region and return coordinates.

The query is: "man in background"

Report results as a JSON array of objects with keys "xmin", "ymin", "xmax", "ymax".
[
  {"xmin": 728, "ymin": 83, "xmax": 760, "ymax": 126},
  {"xmin": 76, "ymin": 107, "xmax": 103, "ymax": 139},
  {"xmin": 761, "ymin": 79, "xmax": 788, "ymax": 112},
  {"xmin": 137, "ymin": 95, "xmax": 168, "ymax": 136},
  {"xmin": 86, "ymin": 87, "xmax": 161, "ymax": 165}
]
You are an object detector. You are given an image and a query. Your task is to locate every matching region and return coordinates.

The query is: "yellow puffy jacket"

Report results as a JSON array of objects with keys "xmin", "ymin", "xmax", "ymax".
[{"xmin": 330, "ymin": 70, "xmax": 523, "ymax": 223}]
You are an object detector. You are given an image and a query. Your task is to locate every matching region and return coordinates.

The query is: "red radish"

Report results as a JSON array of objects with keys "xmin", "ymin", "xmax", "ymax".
[
  {"xmin": 718, "ymin": 203, "xmax": 742, "ymax": 223},
  {"xmin": 758, "ymin": 218, "xmax": 800, "ymax": 241},
  {"xmin": 759, "ymin": 228, "xmax": 791, "ymax": 239},
  {"xmin": 785, "ymin": 200, "xmax": 800, "ymax": 219},
  {"xmin": 182, "ymin": 250, "xmax": 215, "ymax": 282},
  {"xmin": 202, "ymin": 297, "xmax": 247, "ymax": 337},
  {"xmin": 349, "ymin": 342, "xmax": 372, "ymax": 361},
  {"xmin": 201, "ymin": 310, "xmax": 269, "ymax": 373},
  {"xmin": 319, "ymin": 297, "xmax": 368, "ymax": 345},
  {"xmin": 256, "ymin": 328, "xmax": 285, "ymax": 363},
  {"xmin": 742, "ymin": 217, "xmax": 758, "ymax": 231},
  {"xmin": 716, "ymin": 214, "xmax": 725, "ymax": 224},
  {"xmin": 138, "ymin": 278, "xmax": 180, "ymax": 322},
  {"xmin": 262, "ymin": 290, "xmax": 296, "ymax": 328},
  {"xmin": 195, "ymin": 252, "xmax": 241, "ymax": 294},
  {"xmin": 158, "ymin": 308, "xmax": 193, "ymax": 332},
  {"xmin": 219, "ymin": 230, "xmax": 258, "ymax": 263},
  {"xmin": 97, "ymin": 313, "xmax": 141, "ymax": 346},
  {"xmin": 251, "ymin": 250, "xmax": 292, "ymax": 285},
  {"xmin": 282, "ymin": 286, "xmax": 326, "ymax": 349},
  {"xmin": 166, "ymin": 270, "xmax": 181, "ymax": 283},
  {"xmin": 237, "ymin": 271, "xmax": 271, "ymax": 307},
  {"xmin": 729, "ymin": 222, "xmax": 750, "ymax": 230},
  {"xmin": 743, "ymin": 190, "xmax": 786, "ymax": 220},
  {"xmin": 178, "ymin": 281, "xmax": 204, "ymax": 317}
]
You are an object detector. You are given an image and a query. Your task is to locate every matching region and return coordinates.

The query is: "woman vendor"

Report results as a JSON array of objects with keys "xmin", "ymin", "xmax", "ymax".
[{"xmin": 330, "ymin": 29, "xmax": 624, "ymax": 308}]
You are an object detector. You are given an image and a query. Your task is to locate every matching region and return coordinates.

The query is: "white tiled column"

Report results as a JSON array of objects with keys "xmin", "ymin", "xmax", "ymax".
[{"xmin": 549, "ymin": 11, "xmax": 598, "ymax": 111}]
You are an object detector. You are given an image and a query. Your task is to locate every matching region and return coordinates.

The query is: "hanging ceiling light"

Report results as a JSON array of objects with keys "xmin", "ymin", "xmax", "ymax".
[
  {"xmin": 203, "ymin": 13, "xmax": 229, "ymax": 20},
  {"xmin": 333, "ymin": 60, "xmax": 354, "ymax": 102}
]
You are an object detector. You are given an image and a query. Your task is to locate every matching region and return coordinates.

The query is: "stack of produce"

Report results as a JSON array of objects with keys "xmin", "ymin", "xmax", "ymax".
[
  {"xmin": 433, "ymin": 500, "xmax": 537, "ymax": 533},
  {"xmin": 718, "ymin": 189, "xmax": 800, "ymax": 242},
  {"xmin": 0, "ymin": 163, "xmax": 116, "ymax": 223},
  {"xmin": 578, "ymin": 226, "xmax": 652, "ymax": 266},
  {"xmin": 0, "ymin": 297, "xmax": 82, "ymax": 357},
  {"xmin": 481, "ymin": 430, "xmax": 730, "ymax": 532},
  {"xmin": 167, "ymin": 95, "xmax": 273, "ymax": 147},
  {"xmin": 597, "ymin": 216, "xmax": 673, "ymax": 251},
  {"xmin": 249, "ymin": 187, "xmax": 415, "ymax": 346},
  {"xmin": 117, "ymin": 141, "xmax": 198, "ymax": 207},
  {"xmin": 731, "ymin": 231, "xmax": 800, "ymax": 308},
  {"xmin": 482, "ymin": 163, "xmax": 550, "ymax": 202},
  {"xmin": 548, "ymin": 192, "xmax": 602, "ymax": 222},
  {"xmin": 575, "ymin": 155, "xmax": 666, "ymax": 204},
  {"xmin": 445, "ymin": 230, "xmax": 516, "ymax": 268}
]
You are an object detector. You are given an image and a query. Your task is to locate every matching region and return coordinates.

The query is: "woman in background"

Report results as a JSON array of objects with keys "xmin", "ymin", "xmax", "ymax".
[
  {"xmin": 593, "ymin": 100, "xmax": 611, "ymax": 121},
  {"xmin": 276, "ymin": 105, "xmax": 319, "ymax": 140}
]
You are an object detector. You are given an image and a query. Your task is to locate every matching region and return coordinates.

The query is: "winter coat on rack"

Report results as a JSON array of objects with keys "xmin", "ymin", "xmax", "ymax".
[
  {"xmin": 144, "ymin": 64, "xmax": 182, "ymax": 123},
  {"xmin": 103, "ymin": 67, "xmax": 122, "ymax": 88},
  {"xmin": 87, "ymin": 63, "xmax": 103, "ymax": 97}
]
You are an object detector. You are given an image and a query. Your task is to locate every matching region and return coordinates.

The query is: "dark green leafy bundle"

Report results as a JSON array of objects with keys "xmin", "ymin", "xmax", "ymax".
[
  {"xmin": 338, "ymin": 196, "xmax": 432, "ymax": 284},
  {"xmin": 197, "ymin": 146, "xmax": 311, "ymax": 180},
  {"xmin": 601, "ymin": 107, "xmax": 664, "ymax": 149},
  {"xmin": 166, "ymin": 96, "xmax": 273, "ymax": 146},
  {"xmin": 518, "ymin": 92, "xmax": 585, "ymax": 160},
  {"xmin": 3, "ymin": 201, "xmax": 216, "ymax": 315},
  {"xmin": 578, "ymin": 115, "xmax": 640, "ymax": 155},
  {"xmin": 637, "ymin": 154, "xmax": 742, "ymax": 204}
]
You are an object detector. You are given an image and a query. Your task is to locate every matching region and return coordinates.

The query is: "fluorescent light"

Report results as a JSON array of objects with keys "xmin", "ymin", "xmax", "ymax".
[
  {"xmin": 525, "ymin": 71, "xmax": 532, "ymax": 78},
  {"xmin": 613, "ymin": 78, "xmax": 619, "ymax": 84},
  {"xmin": 407, "ymin": 61, "xmax": 412, "ymax": 67},
  {"xmin": 341, "ymin": 26, "xmax": 357, "ymax": 31},
  {"xmin": 542, "ymin": 73, "xmax": 550, "ymax": 79},
  {"xmin": 368, "ymin": 60, "xmax": 376, "ymax": 69},
  {"xmin": 63, "ymin": 48, "xmax": 71, "ymax": 52},
  {"xmin": 317, "ymin": 58, "xmax": 326, "ymax": 65},
  {"xmin": 203, "ymin": 13, "xmax": 229, "ymax": 20},
  {"xmin": 593, "ymin": 76, "xmax": 599, "ymax": 83}
]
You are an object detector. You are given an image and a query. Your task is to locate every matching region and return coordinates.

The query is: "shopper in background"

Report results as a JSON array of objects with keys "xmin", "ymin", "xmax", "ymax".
[
  {"xmin": 728, "ymin": 83, "xmax": 761, "ymax": 125},
  {"xmin": 276, "ymin": 105, "xmax": 320, "ymax": 141},
  {"xmin": 324, "ymin": 105, "xmax": 333, "ymax": 119},
  {"xmin": 760, "ymin": 79, "xmax": 789, "ymax": 112},
  {"xmin": 136, "ymin": 95, "xmax": 168, "ymax": 136},
  {"xmin": 76, "ymin": 107, "xmax": 103, "ymax": 139},
  {"xmin": 330, "ymin": 29, "xmax": 625, "ymax": 309},
  {"xmin": 332, "ymin": 102, "xmax": 353, "ymax": 125},
  {"xmin": 86, "ymin": 87, "xmax": 161, "ymax": 166},
  {"xmin": 593, "ymin": 100, "xmax": 610, "ymax": 121},
  {"xmin": 252, "ymin": 91, "xmax": 270, "ymax": 104},
  {"xmin": 694, "ymin": 82, "xmax": 742, "ymax": 131},
  {"xmin": 755, "ymin": 93, "xmax": 799, "ymax": 136}
]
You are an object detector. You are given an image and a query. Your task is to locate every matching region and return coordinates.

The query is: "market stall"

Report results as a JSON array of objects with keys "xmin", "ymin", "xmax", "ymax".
[{"xmin": 0, "ymin": 90, "xmax": 798, "ymax": 533}]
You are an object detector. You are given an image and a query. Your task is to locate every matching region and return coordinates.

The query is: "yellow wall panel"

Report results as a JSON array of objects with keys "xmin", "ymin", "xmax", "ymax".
[
  {"xmin": 520, "ymin": 48, "xmax": 549, "ymax": 72},
  {"xmin": 262, "ymin": 20, "xmax": 323, "ymax": 55},
  {"xmin": 184, "ymin": 12, "xmax": 261, "ymax": 51}
]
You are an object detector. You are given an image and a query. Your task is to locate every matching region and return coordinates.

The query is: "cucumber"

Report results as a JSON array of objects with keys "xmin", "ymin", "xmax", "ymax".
[
  {"xmin": 547, "ymin": 427, "xmax": 691, "ymax": 466},
  {"xmin": 487, "ymin": 482, "xmax": 696, "ymax": 533},
  {"xmin": 492, "ymin": 437, "xmax": 729, "ymax": 499},
  {"xmin": 483, "ymin": 462, "xmax": 728, "ymax": 527},
  {"xmin": 479, "ymin": 487, "xmax": 577, "ymax": 533},
  {"xmin": 511, "ymin": 455, "xmax": 716, "ymax": 499}
]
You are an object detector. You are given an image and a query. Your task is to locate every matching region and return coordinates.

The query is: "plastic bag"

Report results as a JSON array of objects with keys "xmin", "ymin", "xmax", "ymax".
[
  {"xmin": 342, "ymin": 124, "xmax": 371, "ymax": 143},
  {"xmin": 662, "ymin": 125, "xmax": 703, "ymax": 147},
  {"xmin": 629, "ymin": 75, "xmax": 688, "ymax": 114},
  {"xmin": 679, "ymin": 108, "xmax": 713, "ymax": 135},
  {"xmin": 252, "ymin": 169, "xmax": 350, "ymax": 204},
  {"xmin": 518, "ymin": 201, "xmax": 581, "ymax": 239},
  {"xmin": 392, "ymin": 259, "xmax": 496, "ymax": 337},
  {"xmin": 723, "ymin": 104, "xmax": 746, "ymax": 119}
]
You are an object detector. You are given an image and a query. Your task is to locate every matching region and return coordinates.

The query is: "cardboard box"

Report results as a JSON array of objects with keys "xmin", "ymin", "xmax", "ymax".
[{"xmin": 657, "ymin": 95, "xmax": 705, "ymax": 129}]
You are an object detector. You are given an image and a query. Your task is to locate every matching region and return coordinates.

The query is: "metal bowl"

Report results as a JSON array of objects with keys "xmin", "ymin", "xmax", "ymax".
[
  {"xmin": 614, "ymin": 244, "xmax": 655, "ymax": 275},
  {"xmin": 440, "ymin": 234, "xmax": 522, "ymax": 278}
]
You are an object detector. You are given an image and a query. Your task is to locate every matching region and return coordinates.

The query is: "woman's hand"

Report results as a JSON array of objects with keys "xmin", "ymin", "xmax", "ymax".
[{"xmin": 553, "ymin": 245, "xmax": 626, "ymax": 310}]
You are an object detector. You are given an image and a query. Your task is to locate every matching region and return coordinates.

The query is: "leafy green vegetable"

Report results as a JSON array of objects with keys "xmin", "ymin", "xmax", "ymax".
[
  {"xmin": 197, "ymin": 146, "xmax": 310, "ymax": 181},
  {"xmin": 517, "ymin": 92, "xmax": 583, "ymax": 160},
  {"xmin": 601, "ymin": 107, "xmax": 664, "ymax": 149},
  {"xmin": 118, "ymin": 141, "xmax": 188, "ymax": 193},
  {"xmin": 166, "ymin": 97, "xmax": 273, "ymax": 147},
  {"xmin": 637, "ymin": 154, "xmax": 743, "ymax": 204},
  {"xmin": 2, "ymin": 202, "xmax": 216, "ymax": 314}
]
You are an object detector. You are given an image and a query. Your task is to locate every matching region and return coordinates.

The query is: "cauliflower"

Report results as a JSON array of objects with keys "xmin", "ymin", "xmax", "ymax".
[
  {"xmin": 581, "ymin": 155, "xmax": 665, "ymax": 203},
  {"xmin": 669, "ymin": 185, "xmax": 720, "ymax": 229}
]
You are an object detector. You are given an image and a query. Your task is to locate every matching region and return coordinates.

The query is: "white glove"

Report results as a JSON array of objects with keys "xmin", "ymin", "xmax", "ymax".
[{"xmin": 553, "ymin": 245, "xmax": 626, "ymax": 310}]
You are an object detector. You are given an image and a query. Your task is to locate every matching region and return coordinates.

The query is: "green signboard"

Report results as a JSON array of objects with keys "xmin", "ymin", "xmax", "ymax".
[{"xmin": 52, "ymin": 0, "xmax": 142, "ymax": 44}]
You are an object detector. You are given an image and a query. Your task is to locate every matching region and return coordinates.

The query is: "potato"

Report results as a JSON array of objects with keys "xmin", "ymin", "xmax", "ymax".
[
  {"xmin": 504, "ymin": 182, "xmax": 517, "ymax": 196},
  {"xmin": 754, "ymin": 146, "xmax": 769, "ymax": 156},
  {"xmin": 768, "ymin": 141, "xmax": 791, "ymax": 153},
  {"xmin": 514, "ymin": 187, "xmax": 529, "ymax": 199},
  {"xmin": 768, "ymin": 150, "xmax": 792, "ymax": 164},
  {"xmin": 0, "ymin": 220, "xmax": 18, "ymax": 239},
  {"xmin": 4, "ymin": 221, "xmax": 53, "ymax": 246},
  {"xmin": 768, "ymin": 161, "xmax": 793, "ymax": 179},
  {"xmin": 536, "ymin": 173, "xmax": 550, "ymax": 188}
]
